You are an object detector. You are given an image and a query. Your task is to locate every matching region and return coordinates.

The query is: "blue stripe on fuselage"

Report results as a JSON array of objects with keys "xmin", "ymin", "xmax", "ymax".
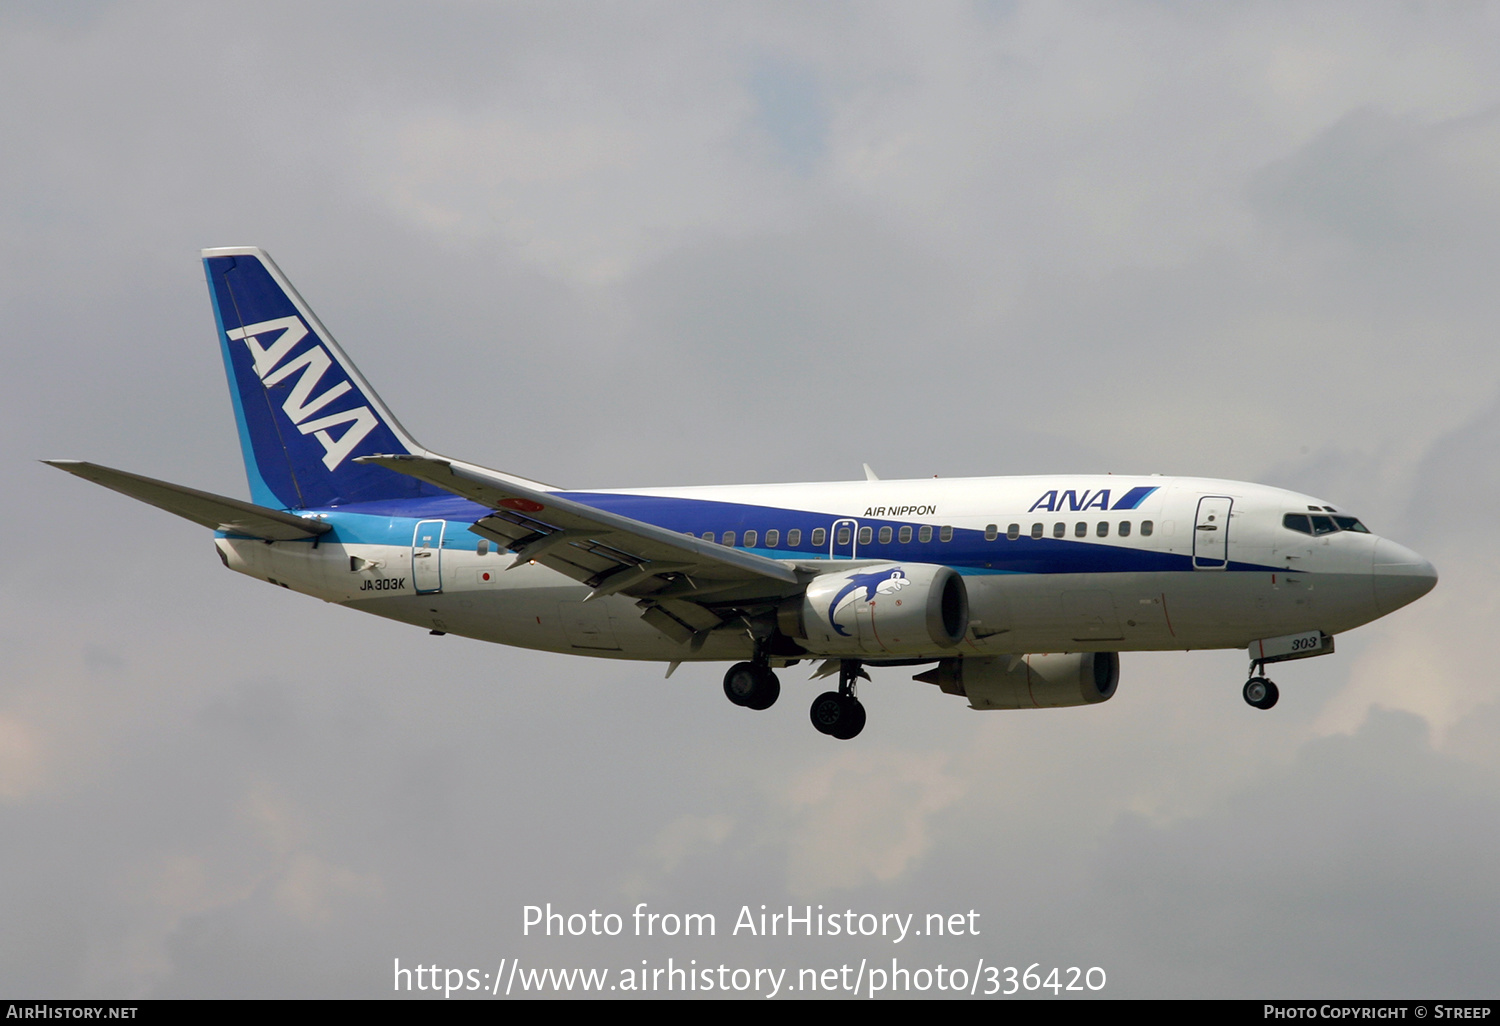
[
  {"xmin": 253, "ymin": 490, "xmax": 1278, "ymax": 575},
  {"xmin": 1110, "ymin": 485, "xmax": 1159, "ymax": 511}
]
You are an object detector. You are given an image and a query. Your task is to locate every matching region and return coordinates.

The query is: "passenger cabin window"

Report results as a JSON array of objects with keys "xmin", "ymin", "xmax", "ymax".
[
  {"xmin": 1119, "ymin": 521, "xmax": 1132, "ymax": 537},
  {"xmin": 722, "ymin": 531, "xmax": 736, "ymax": 546},
  {"xmin": 898, "ymin": 525, "xmax": 912, "ymax": 543},
  {"xmin": 788, "ymin": 529, "xmax": 802, "ymax": 547},
  {"xmin": 1096, "ymin": 522, "xmax": 1109, "ymax": 538},
  {"xmin": 1141, "ymin": 521, "xmax": 1154, "ymax": 536},
  {"xmin": 1007, "ymin": 524, "xmax": 1020, "ymax": 540},
  {"xmin": 878, "ymin": 526, "xmax": 893, "ymax": 544},
  {"xmin": 743, "ymin": 530, "xmax": 758, "ymax": 547},
  {"xmin": 919, "ymin": 526, "xmax": 933, "ymax": 543},
  {"xmin": 1031, "ymin": 523, "xmax": 1044, "ymax": 539},
  {"xmin": 984, "ymin": 524, "xmax": 998, "ymax": 541},
  {"xmin": 701, "ymin": 531, "xmax": 714, "ymax": 541},
  {"xmin": 836, "ymin": 527, "xmax": 852, "ymax": 545},
  {"xmin": 1074, "ymin": 522, "xmax": 1087, "ymax": 538},
  {"xmin": 477, "ymin": 539, "xmax": 489, "ymax": 555},
  {"xmin": 857, "ymin": 526, "xmax": 872, "ymax": 545},
  {"xmin": 1053, "ymin": 523, "xmax": 1065, "ymax": 538},
  {"xmin": 765, "ymin": 529, "xmax": 779, "ymax": 547},
  {"xmin": 940, "ymin": 526, "xmax": 954, "ymax": 542},
  {"xmin": 810, "ymin": 528, "xmax": 825, "ymax": 546}
]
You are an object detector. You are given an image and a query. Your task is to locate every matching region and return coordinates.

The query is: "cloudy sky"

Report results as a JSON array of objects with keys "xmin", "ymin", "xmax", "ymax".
[{"xmin": 3, "ymin": 0, "xmax": 1498, "ymax": 999}]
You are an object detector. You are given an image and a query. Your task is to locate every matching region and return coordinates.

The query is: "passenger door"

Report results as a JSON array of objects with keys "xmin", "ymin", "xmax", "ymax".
[
  {"xmin": 830, "ymin": 518, "xmax": 859, "ymax": 560},
  {"xmin": 1192, "ymin": 497, "xmax": 1232, "ymax": 570},
  {"xmin": 412, "ymin": 519, "xmax": 445, "ymax": 593}
]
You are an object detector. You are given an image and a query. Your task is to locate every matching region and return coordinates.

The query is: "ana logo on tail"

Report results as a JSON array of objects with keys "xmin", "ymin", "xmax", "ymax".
[{"xmin": 226, "ymin": 316, "xmax": 378, "ymax": 471}]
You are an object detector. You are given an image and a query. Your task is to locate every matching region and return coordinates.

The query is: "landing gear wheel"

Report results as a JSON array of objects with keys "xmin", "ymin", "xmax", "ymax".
[
  {"xmin": 744, "ymin": 666, "xmax": 779, "ymax": 710},
  {"xmin": 809, "ymin": 691, "xmax": 842, "ymax": 733},
  {"xmin": 833, "ymin": 697, "xmax": 866, "ymax": 740},
  {"xmin": 1243, "ymin": 676, "xmax": 1279, "ymax": 710},
  {"xmin": 809, "ymin": 691, "xmax": 866, "ymax": 739},
  {"xmin": 723, "ymin": 662, "xmax": 780, "ymax": 710},
  {"xmin": 724, "ymin": 663, "xmax": 754, "ymax": 707}
]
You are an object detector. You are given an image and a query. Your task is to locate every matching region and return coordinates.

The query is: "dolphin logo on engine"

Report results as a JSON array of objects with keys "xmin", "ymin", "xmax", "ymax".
[{"xmin": 828, "ymin": 568, "xmax": 910, "ymax": 636}]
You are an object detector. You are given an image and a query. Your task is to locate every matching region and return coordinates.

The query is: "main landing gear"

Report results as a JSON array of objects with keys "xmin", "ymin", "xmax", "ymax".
[
  {"xmin": 810, "ymin": 660, "xmax": 868, "ymax": 740},
  {"xmin": 1243, "ymin": 661, "xmax": 1279, "ymax": 710},
  {"xmin": 723, "ymin": 661, "xmax": 780, "ymax": 711},
  {"xmin": 724, "ymin": 657, "xmax": 870, "ymax": 739}
]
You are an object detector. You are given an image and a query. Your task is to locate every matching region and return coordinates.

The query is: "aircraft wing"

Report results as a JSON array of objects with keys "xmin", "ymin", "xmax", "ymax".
[
  {"xmin": 359, "ymin": 454, "xmax": 803, "ymax": 644},
  {"xmin": 44, "ymin": 460, "xmax": 332, "ymax": 541}
]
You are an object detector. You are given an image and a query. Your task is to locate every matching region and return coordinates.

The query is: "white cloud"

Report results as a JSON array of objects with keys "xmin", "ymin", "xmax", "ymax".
[
  {"xmin": 0, "ymin": 714, "xmax": 46, "ymax": 802},
  {"xmin": 783, "ymin": 749, "xmax": 965, "ymax": 893}
]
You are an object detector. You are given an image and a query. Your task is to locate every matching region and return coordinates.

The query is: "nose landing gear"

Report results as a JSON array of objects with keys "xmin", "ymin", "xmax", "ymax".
[
  {"xmin": 1240, "ymin": 632, "xmax": 1337, "ymax": 710},
  {"xmin": 810, "ymin": 660, "xmax": 868, "ymax": 739},
  {"xmin": 1243, "ymin": 662, "xmax": 1279, "ymax": 710}
]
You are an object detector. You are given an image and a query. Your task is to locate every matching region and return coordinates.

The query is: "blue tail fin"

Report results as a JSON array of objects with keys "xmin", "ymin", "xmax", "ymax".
[{"xmin": 203, "ymin": 247, "xmax": 443, "ymax": 509}]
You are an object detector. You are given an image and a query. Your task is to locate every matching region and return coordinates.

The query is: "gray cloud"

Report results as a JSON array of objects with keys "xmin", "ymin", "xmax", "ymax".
[{"xmin": 2, "ymin": 0, "xmax": 1495, "ymax": 999}]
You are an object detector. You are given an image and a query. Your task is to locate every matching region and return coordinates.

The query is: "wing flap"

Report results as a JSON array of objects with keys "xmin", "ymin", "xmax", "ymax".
[
  {"xmin": 359, "ymin": 453, "xmax": 801, "ymax": 649},
  {"xmin": 359, "ymin": 454, "xmax": 799, "ymax": 587},
  {"xmin": 44, "ymin": 460, "xmax": 331, "ymax": 541},
  {"xmin": 358, "ymin": 453, "xmax": 807, "ymax": 645}
]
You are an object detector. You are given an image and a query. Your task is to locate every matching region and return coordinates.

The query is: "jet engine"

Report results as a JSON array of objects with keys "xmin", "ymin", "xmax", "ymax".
[
  {"xmin": 915, "ymin": 652, "xmax": 1119, "ymax": 710},
  {"xmin": 779, "ymin": 562, "xmax": 969, "ymax": 656}
]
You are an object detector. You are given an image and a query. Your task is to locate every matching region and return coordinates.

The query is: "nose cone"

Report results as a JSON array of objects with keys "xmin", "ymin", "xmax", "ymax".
[{"xmin": 1372, "ymin": 539, "xmax": 1438, "ymax": 615}]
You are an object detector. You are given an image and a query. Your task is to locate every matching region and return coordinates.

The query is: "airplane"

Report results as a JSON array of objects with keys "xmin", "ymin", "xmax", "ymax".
[{"xmin": 46, "ymin": 248, "xmax": 1439, "ymax": 740}]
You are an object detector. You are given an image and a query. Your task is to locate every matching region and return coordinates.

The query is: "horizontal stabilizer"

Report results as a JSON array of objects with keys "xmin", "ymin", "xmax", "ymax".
[{"xmin": 44, "ymin": 460, "xmax": 331, "ymax": 541}]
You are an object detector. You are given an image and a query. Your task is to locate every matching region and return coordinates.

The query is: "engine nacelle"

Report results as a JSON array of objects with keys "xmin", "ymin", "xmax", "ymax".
[
  {"xmin": 780, "ymin": 562, "xmax": 969, "ymax": 656},
  {"xmin": 915, "ymin": 653, "xmax": 1119, "ymax": 710}
]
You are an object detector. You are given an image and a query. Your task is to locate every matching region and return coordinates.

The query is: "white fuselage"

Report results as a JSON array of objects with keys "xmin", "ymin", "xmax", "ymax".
[{"xmin": 214, "ymin": 474, "xmax": 1433, "ymax": 665}]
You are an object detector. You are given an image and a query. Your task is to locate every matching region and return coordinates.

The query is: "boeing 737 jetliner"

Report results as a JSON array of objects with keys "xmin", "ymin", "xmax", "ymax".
[{"xmin": 47, "ymin": 249, "xmax": 1438, "ymax": 738}]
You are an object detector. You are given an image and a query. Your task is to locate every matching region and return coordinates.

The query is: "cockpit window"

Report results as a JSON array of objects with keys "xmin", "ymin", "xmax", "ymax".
[{"xmin": 1286, "ymin": 511, "xmax": 1368, "ymax": 536}]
